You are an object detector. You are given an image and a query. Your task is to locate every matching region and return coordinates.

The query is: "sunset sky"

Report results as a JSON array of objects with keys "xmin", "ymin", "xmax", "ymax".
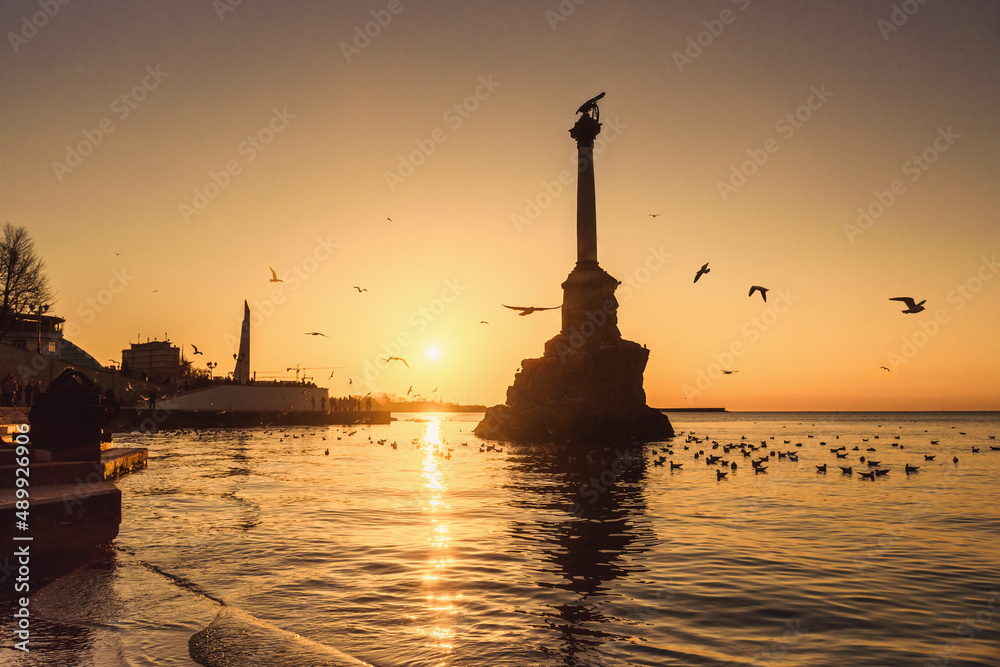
[{"xmin": 2, "ymin": 0, "xmax": 998, "ymax": 411}]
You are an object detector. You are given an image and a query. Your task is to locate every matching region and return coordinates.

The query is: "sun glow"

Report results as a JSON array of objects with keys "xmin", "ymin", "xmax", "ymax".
[{"xmin": 426, "ymin": 345, "xmax": 441, "ymax": 361}]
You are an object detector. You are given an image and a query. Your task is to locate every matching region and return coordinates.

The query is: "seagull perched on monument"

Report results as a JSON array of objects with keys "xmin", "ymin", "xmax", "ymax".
[{"xmin": 576, "ymin": 92, "xmax": 605, "ymax": 119}]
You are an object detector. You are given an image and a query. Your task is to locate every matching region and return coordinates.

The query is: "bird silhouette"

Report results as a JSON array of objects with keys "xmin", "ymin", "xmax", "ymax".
[
  {"xmin": 648, "ymin": 213, "xmax": 660, "ymax": 218},
  {"xmin": 749, "ymin": 285, "xmax": 769, "ymax": 302},
  {"xmin": 721, "ymin": 369, "xmax": 739, "ymax": 375},
  {"xmin": 269, "ymin": 267, "xmax": 283, "ymax": 283},
  {"xmin": 889, "ymin": 297, "xmax": 926, "ymax": 313},
  {"xmin": 304, "ymin": 332, "xmax": 328, "ymax": 337},
  {"xmin": 191, "ymin": 344, "xmax": 203, "ymax": 355},
  {"xmin": 328, "ymin": 371, "xmax": 336, "ymax": 379},
  {"xmin": 693, "ymin": 262, "xmax": 710, "ymax": 283},
  {"xmin": 383, "ymin": 356, "xmax": 409, "ymax": 368},
  {"xmin": 387, "ymin": 217, "xmax": 392, "ymax": 222},
  {"xmin": 502, "ymin": 304, "xmax": 560, "ymax": 316},
  {"xmin": 576, "ymin": 92, "xmax": 605, "ymax": 116},
  {"xmin": 406, "ymin": 386, "xmax": 412, "ymax": 396},
  {"xmin": 353, "ymin": 286, "xmax": 367, "ymax": 293},
  {"xmin": 879, "ymin": 366, "xmax": 890, "ymax": 372},
  {"xmin": 480, "ymin": 320, "xmax": 489, "ymax": 324}
]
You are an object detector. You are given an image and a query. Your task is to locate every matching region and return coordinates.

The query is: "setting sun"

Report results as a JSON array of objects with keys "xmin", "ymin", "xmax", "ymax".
[{"xmin": 426, "ymin": 346, "xmax": 441, "ymax": 361}]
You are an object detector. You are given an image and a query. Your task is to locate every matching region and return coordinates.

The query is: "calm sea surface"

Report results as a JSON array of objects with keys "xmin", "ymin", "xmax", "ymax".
[{"xmin": 4, "ymin": 411, "xmax": 1000, "ymax": 666}]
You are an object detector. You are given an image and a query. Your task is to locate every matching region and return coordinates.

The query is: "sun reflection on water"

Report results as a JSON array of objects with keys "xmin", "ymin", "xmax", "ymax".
[{"xmin": 419, "ymin": 417, "xmax": 457, "ymax": 652}]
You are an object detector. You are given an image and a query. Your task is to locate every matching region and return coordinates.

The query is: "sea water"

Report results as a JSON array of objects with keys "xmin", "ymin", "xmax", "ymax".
[{"xmin": 3, "ymin": 411, "xmax": 1000, "ymax": 666}]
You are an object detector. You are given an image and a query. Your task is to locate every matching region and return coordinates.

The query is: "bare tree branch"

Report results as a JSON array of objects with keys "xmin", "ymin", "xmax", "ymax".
[{"xmin": 0, "ymin": 223, "xmax": 53, "ymax": 341}]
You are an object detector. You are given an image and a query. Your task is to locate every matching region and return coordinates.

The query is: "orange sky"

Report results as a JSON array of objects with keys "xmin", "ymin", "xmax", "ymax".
[{"xmin": 2, "ymin": 1, "xmax": 998, "ymax": 410}]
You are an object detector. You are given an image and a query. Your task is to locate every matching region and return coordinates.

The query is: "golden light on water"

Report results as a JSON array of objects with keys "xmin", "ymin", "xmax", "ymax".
[{"xmin": 419, "ymin": 417, "xmax": 455, "ymax": 651}]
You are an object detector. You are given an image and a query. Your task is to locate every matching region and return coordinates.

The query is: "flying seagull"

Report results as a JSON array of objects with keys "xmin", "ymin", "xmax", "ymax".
[
  {"xmin": 648, "ymin": 213, "xmax": 660, "ymax": 218},
  {"xmin": 879, "ymin": 366, "xmax": 891, "ymax": 372},
  {"xmin": 328, "ymin": 371, "xmax": 336, "ymax": 379},
  {"xmin": 407, "ymin": 385, "xmax": 412, "ymax": 396},
  {"xmin": 693, "ymin": 263, "xmax": 711, "ymax": 283},
  {"xmin": 502, "ymin": 304, "xmax": 560, "ymax": 316},
  {"xmin": 721, "ymin": 370, "xmax": 739, "ymax": 375},
  {"xmin": 269, "ymin": 267, "xmax": 283, "ymax": 283},
  {"xmin": 305, "ymin": 332, "xmax": 328, "ymax": 337},
  {"xmin": 191, "ymin": 344, "xmax": 204, "ymax": 355},
  {"xmin": 749, "ymin": 285, "xmax": 769, "ymax": 302},
  {"xmin": 889, "ymin": 297, "xmax": 926, "ymax": 314},
  {"xmin": 353, "ymin": 286, "xmax": 367, "ymax": 293},
  {"xmin": 387, "ymin": 217, "xmax": 392, "ymax": 222},
  {"xmin": 383, "ymin": 356, "xmax": 409, "ymax": 368},
  {"xmin": 480, "ymin": 320, "xmax": 489, "ymax": 324}
]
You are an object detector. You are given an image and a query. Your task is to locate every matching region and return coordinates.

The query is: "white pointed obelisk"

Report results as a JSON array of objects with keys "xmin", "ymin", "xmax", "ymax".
[{"xmin": 233, "ymin": 300, "xmax": 251, "ymax": 384}]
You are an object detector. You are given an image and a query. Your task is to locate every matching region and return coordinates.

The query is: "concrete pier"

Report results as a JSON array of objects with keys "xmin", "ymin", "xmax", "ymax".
[{"xmin": 115, "ymin": 408, "xmax": 392, "ymax": 431}]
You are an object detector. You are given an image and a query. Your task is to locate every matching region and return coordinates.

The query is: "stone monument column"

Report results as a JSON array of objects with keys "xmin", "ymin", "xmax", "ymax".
[
  {"xmin": 559, "ymin": 98, "xmax": 620, "ymax": 344},
  {"xmin": 474, "ymin": 93, "xmax": 674, "ymax": 444},
  {"xmin": 571, "ymin": 112, "xmax": 600, "ymax": 266}
]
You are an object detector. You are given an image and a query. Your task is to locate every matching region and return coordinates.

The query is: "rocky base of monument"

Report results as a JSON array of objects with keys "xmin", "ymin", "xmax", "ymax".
[{"xmin": 474, "ymin": 336, "xmax": 674, "ymax": 444}]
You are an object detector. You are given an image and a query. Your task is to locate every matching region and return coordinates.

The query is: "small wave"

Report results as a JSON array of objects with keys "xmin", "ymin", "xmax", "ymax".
[{"xmin": 189, "ymin": 607, "xmax": 375, "ymax": 666}]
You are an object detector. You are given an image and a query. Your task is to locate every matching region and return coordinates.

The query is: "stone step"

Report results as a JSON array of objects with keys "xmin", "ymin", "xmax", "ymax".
[
  {"xmin": 0, "ymin": 447, "xmax": 147, "ymax": 489},
  {"xmin": 0, "ymin": 482, "xmax": 122, "ymax": 569}
]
